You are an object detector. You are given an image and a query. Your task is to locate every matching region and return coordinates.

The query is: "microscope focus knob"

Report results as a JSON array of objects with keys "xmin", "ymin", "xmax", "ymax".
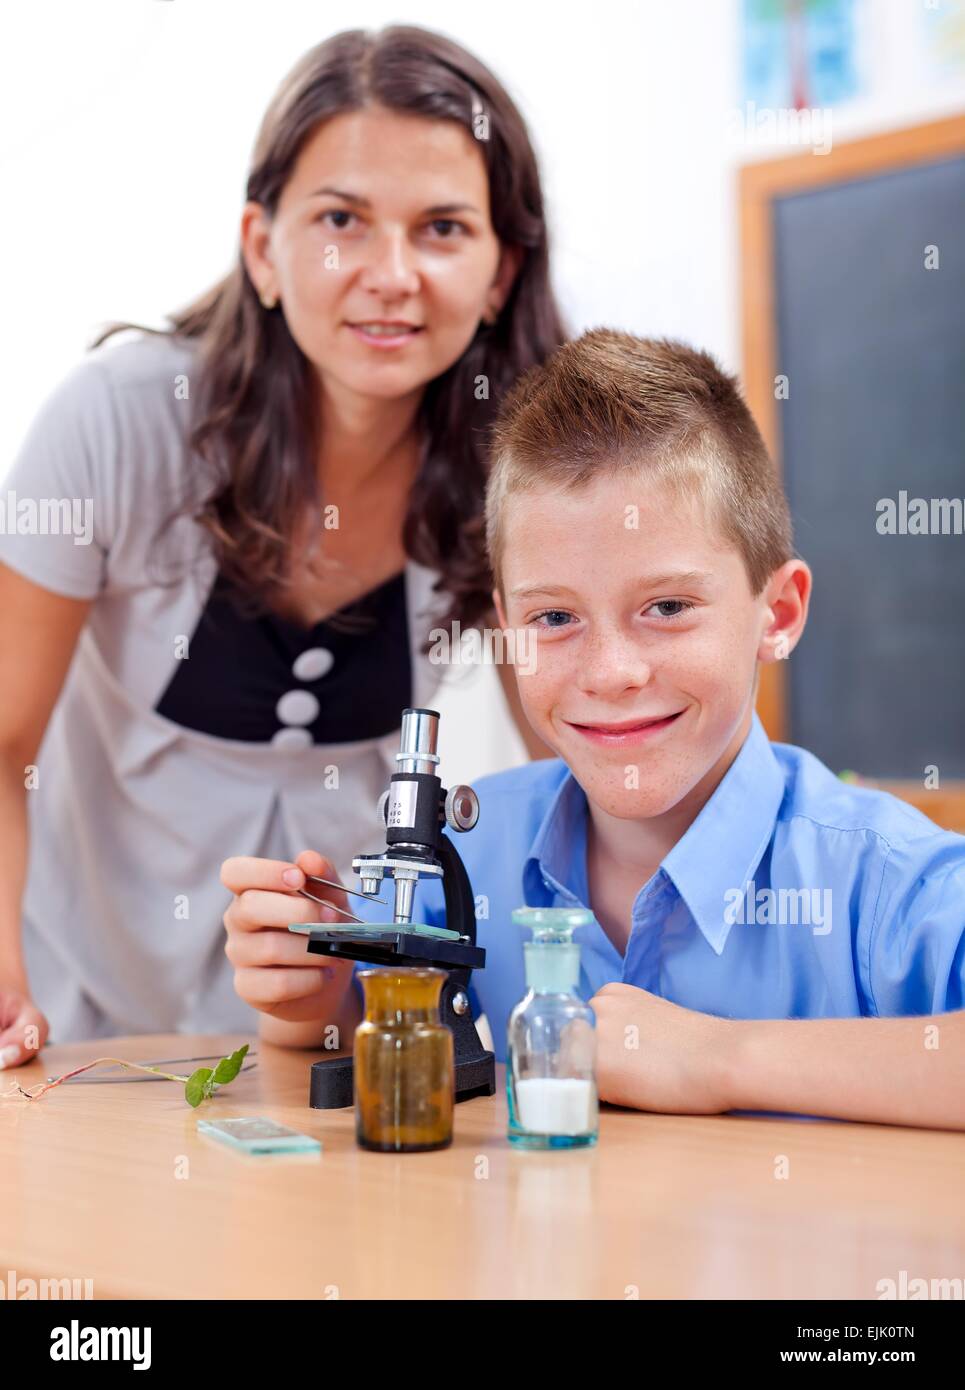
[{"xmin": 445, "ymin": 784, "xmax": 479, "ymax": 832}]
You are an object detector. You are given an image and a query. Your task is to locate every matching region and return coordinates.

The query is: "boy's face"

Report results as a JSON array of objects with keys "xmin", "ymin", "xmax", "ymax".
[{"xmin": 495, "ymin": 471, "xmax": 793, "ymax": 823}]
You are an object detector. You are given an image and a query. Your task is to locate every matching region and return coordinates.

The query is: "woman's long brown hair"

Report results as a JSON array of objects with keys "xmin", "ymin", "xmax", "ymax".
[{"xmin": 93, "ymin": 25, "xmax": 566, "ymax": 638}]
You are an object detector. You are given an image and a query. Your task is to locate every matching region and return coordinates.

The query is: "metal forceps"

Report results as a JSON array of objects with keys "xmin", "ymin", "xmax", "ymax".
[{"xmin": 295, "ymin": 873, "xmax": 387, "ymax": 925}]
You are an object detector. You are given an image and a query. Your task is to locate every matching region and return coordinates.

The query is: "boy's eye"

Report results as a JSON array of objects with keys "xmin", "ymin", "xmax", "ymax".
[
  {"xmin": 531, "ymin": 609, "xmax": 573, "ymax": 628},
  {"xmin": 647, "ymin": 600, "xmax": 694, "ymax": 619}
]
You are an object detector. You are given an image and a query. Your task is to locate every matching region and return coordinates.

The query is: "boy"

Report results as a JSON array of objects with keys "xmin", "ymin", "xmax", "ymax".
[{"xmin": 222, "ymin": 330, "xmax": 965, "ymax": 1129}]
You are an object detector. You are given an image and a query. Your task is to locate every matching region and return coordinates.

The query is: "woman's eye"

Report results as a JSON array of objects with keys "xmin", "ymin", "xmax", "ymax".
[
  {"xmin": 427, "ymin": 219, "xmax": 465, "ymax": 238},
  {"xmin": 532, "ymin": 610, "xmax": 573, "ymax": 628},
  {"xmin": 648, "ymin": 600, "xmax": 694, "ymax": 619},
  {"xmin": 318, "ymin": 210, "xmax": 355, "ymax": 230}
]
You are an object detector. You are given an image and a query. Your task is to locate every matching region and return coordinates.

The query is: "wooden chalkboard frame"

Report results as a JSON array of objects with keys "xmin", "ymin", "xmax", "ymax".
[{"xmin": 739, "ymin": 112, "xmax": 965, "ymax": 831}]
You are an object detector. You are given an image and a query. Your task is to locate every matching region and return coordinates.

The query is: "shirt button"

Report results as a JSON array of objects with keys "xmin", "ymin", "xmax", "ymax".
[
  {"xmin": 293, "ymin": 646, "xmax": 334, "ymax": 681},
  {"xmin": 272, "ymin": 727, "xmax": 313, "ymax": 750},
  {"xmin": 276, "ymin": 689, "xmax": 320, "ymax": 726}
]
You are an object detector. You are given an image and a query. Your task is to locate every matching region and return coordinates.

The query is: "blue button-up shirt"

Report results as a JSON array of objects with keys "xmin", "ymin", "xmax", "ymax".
[{"xmin": 355, "ymin": 713, "xmax": 965, "ymax": 1063}]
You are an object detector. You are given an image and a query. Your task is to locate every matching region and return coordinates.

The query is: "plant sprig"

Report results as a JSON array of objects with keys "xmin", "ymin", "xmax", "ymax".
[
  {"xmin": 2, "ymin": 1044, "xmax": 250, "ymax": 1108},
  {"xmin": 184, "ymin": 1045, "xmax": 250, "ymax": 1107}
]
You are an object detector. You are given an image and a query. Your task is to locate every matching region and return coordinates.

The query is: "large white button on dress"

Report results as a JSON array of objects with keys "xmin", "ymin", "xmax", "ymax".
[
  {"xmin": 293, "ymin": 647, "xmax": 334, "ymax": 681},
  {"xmin": 273, "ymin": 668, "xmax": 324, "ymax": 747},
  {"xmin": 271, "ymin": 726, "xmax": 313, "ymax": 750},
  {"xmin": 276, "ymin": 689, "xmax": 320, "ymax": 726}
]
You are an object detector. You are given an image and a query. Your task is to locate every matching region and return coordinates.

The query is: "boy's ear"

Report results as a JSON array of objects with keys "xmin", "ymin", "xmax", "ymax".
[
  {"xmin": 758, "ymin": 559, "xmax": 811, "ymax": 664},
  {"xmin": 492, "ymin": 587, "xmax": 508, "ymax": 629}
]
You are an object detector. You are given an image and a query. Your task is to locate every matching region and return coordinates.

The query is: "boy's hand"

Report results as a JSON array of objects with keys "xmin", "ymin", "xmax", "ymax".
[
  {"xmin": 590, "ymin": 983, "xmax": 737, "ymax": 1115},
  {"xmin": 0, "ymin": 987, "xmax": 48, "ymax": 1069},
  {"xmin": 221, "ymin": 849, "xmax": 355, "ymax": 1023}
]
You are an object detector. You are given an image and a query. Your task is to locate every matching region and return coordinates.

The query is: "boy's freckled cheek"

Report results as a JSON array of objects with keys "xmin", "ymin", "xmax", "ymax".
[
  {"xmin": 517, "ymin": 665, "xmax": 559, "ymax": 728},
  {"xmin": 512, "ymin": 638, "xmax": 568, "ymax": 732}
]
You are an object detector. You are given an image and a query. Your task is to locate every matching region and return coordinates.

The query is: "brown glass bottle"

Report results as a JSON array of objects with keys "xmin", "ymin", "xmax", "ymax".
[{"xmin": 354, "ymin": 968, "xmax": 454, "ymax": 1152}]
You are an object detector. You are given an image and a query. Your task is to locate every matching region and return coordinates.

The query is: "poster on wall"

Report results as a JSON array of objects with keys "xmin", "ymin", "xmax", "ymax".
[{"xmin": 742, "ymin": 0, "xmax": 862, "ymax": 109}]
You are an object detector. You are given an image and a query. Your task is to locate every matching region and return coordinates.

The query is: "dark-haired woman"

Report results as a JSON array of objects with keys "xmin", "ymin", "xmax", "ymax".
[{"xmin": 0, "ymin": 26, "xmax": 565, "ymax": 1068}]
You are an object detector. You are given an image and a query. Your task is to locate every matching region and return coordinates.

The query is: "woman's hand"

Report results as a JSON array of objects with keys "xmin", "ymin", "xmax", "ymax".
[
  {"xmin": 221, "ymin": 849, "xmax": 356, "ymax": 1024},
  {"xmin": 590, "ymin": 982, "xmax": 737, "ymax": 1115},
  {"xmin": 0, "ymin": 986, "xmax": 49, "ymax": 1069}
]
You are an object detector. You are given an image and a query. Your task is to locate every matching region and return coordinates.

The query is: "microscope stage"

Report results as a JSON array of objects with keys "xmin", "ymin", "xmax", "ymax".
[
  {"xmin": 288, "ymin": 921, "xmax": 461, "ymax": 941},
  {"xmin": 288, "ymin": 921, "xmax": 485, "ymax": 970}
]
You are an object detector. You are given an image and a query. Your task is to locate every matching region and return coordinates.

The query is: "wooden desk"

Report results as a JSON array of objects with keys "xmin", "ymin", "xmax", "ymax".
[{"xmin": 2, "ymin": 1033, "xmax": 963, "ymax": 1300}]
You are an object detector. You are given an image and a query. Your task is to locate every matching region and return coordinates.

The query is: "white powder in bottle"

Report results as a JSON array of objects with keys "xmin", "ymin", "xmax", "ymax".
[{"xmin": 515, "ymin": 1077, "xmax": 594, "ymax": 1135}]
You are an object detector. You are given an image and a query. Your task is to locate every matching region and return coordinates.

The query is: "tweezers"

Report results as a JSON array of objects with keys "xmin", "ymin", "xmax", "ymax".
[{"xmin": 296, "ymin": 872, "xmax": 387, "ymax": 925}]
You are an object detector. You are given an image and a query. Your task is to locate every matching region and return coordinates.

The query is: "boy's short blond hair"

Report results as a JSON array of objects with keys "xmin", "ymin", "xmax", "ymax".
[{"xmin": 485, "ymin": 329, "xmax": 794, "ymax": 595}]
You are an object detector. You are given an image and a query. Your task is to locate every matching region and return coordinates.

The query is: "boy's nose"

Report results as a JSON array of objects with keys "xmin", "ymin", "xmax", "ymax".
[{"xmin": 578, "ymin": 642, "xmax": 653, "ymax": 697}]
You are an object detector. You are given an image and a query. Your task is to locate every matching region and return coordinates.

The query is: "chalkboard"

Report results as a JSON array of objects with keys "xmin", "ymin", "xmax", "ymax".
[{"xmin": 773, "ymin": 153, "xmax": 965, "ymax": 779}]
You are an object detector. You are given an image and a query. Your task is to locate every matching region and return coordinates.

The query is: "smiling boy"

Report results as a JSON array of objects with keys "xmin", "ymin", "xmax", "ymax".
[{"xmin": 223, "ymin": 330, "xmax": 965, "ymax": 1129}]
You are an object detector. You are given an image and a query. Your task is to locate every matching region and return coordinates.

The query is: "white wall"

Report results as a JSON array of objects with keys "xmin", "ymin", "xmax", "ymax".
[{"xmin": 3, "ymin": 0, "xmax": 963, "ymax": 781}]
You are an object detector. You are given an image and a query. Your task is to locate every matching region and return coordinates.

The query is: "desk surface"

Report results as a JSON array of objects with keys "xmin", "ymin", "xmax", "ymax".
[{"xmin": 2, "ymin": 1032, "xmax": 963, "ymax": 1300}]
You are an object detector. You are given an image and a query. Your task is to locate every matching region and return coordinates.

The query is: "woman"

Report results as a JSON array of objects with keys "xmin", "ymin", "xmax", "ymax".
[{"xmin": 0, "ymin": 25, "xmax": 565, "ymax": 1067}]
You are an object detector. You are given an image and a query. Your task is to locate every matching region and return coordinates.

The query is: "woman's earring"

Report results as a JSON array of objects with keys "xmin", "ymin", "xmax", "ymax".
[{"xmin": 260, "ymin": 289, "xmax": 278, "ymax": 309}]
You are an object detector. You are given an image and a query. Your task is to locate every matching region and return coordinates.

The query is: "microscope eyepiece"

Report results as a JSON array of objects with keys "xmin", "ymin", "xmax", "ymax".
[{"xmin": 397, "ymin": 708, "xmax": 441, "ymax": 775}]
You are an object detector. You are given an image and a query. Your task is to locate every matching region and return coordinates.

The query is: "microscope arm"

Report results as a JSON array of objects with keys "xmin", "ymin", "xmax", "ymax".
[{"xmin": 439, "ymin": 834, "xmax": 477, "ymax": 945}]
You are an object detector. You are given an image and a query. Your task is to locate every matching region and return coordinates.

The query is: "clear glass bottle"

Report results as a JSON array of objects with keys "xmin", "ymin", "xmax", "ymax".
[
  {"xmin": 354, "ymin": 967, "xmax": 454, "ymax": 1152},
  {"xmin": 507, "ymin": 907, "xmax": 599, "ymax": 1149}
]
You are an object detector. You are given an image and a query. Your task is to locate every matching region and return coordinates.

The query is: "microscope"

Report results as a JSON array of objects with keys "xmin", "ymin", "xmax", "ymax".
[{"xmin": 289, "ymin": 707, "xmax": 496, "ymax": 1110}]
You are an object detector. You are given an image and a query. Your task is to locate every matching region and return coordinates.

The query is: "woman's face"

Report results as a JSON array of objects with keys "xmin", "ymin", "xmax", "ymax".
[{"xmin": 242, "ymin": 105, "xmax": 520, "ymax": 408}]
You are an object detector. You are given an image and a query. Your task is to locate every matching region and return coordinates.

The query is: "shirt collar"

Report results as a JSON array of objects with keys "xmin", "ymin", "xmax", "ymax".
[
  {"xmin": 661, "ymin": 711, "xmax": 786, "ymax": 954},
  {"xmin": 523, "ymin": 711, "xmax": 786, "ymax": 955},
  {"xmin": 523, "ymin": 769, "xmax": 590, "ymax": 907}
]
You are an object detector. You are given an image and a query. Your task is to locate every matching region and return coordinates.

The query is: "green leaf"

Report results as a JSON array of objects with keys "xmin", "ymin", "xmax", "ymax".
[
  {"xmin": 211, "ymin": 1043, "xmax": 249, "ymax": 1086},
  {"xmin": 185, "ymin": 1067, "xmax": 213, "ymax": 1108}
]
